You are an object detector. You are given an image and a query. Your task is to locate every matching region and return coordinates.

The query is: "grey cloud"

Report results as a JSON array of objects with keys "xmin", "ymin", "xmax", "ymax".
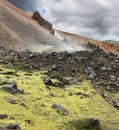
[
  {"xmin": 8, "ymin": 0, "xmax": 42, "ymax": 12},
  {"xmin": 8, "ymin": 0, "xmax": 119, "ymax": 40}
]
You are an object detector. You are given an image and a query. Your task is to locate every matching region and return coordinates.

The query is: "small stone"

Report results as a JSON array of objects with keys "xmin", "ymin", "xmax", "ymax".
[
  {"xmin": 109, "ymin": 75, "xmax": 116, "ymax": 81},
  {"xmin": 25, "ymin": 119, "xmax": 33, "ymax": 124},
  {"xmin": 4, "ymin": 98, "xmax": 17, "ymax": 105},
  {"xmin": 20, "ymin": 103, "xmax": 26, "ymax": 107},
  {"xmin": 52, "ymin": 64, "xmax": 58, "ymax": 70},
  {"xmin": 74, "ymin": 92, "xmax": 82, "ymax": 95},
  {"xmin": 69, "ymin": 92, "xmax": 73, "ymax": 96},
  {"xmin": 48, "ymin": 64, "xmax": 58, "ymax": 72},
  {"xmin": 44, "ymin": 78, "xmax": 53, "ymax": 86},
  {"xmin": 106, "ymin": 86, "xmax": 110, "ymax": 90},
  {"xmin": 52, "ymin": 104, "xmax": 68, "ymax": 116},
  {"xmin": 0, "ymin": 114, "xmax": 8, "ymax": 119},
  {"xmin": 6, "ymin": 124, "xmax": 21, "ymax": 130},
  {"xmin": 103, "ymin": 93, "xmax": 107, "ymax": 98},
  {"xmin": 71, "ymin": 68, "xmax": 76, "ymax": 73},
  {"xmin": 82, "ymin": 93, "xmax": 89, "ymax": 97},
  {"xmin": 49, "ymin": 92, "xmax": 57, "ymax": 97},
  {"xmin": 53, "ymin": 82, "xmax": 64, "ymax": 88}
]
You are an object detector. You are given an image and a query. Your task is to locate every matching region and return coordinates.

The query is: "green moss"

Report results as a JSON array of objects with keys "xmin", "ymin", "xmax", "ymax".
[
  {"xmin": 66, "ymin": 118, "xmax": 100, "ymax": 130},
  {"xmin": 0, "ymin": 65, "xmax": 119, "ymax": 130}
]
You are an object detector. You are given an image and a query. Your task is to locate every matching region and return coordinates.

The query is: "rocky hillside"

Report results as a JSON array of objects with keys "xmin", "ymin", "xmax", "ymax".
[{"xmin": 0, "ymin": 44, "xmax": 119, "ymax": 130}]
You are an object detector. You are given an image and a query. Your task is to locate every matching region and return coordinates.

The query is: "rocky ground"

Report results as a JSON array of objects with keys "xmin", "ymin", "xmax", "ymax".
[
  {"xmin": 0, "ymin": 44, "xmax": 119, "ymax": 129},
  {"xmin": 0, "ymin": 43, "xmax": 119, "ymax": 109}
]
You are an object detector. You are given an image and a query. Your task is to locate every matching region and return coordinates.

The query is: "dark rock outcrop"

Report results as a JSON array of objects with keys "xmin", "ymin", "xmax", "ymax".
[
  {"xmin": 2, "ymin": 82, "xmax": 25, "ymax": 95},
  {"xmin": 32, "ymin": 11, "xmax": 54, "ymax": 35}
]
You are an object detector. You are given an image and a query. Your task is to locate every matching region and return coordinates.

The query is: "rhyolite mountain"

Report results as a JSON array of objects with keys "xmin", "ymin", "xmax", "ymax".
[
  {"xmin": 1, "ymin": 0, "xmax": 119, "ymax": 54},
  {"xmin": 0, "ymin": 0, "xmax": 74, "ymax": 52}
]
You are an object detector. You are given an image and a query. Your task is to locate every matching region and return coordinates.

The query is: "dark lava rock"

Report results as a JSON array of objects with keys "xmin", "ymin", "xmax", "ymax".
[
  {"xmin": 25, "ymin": 119, "xmax": 33, "ymax": 124},
  {"xmin": 52, "ymin": 104, "xmax": 68, "ymax": 116},
  {"xmin": 32, "ymin": 11, "xmax": 54, "ymax": 35},
  {"xmin": 88, "ymin": 118, "xmax": 101, "ymax": 130},
  {"xmin": 20, "ymin": 103, "xmax": 26, "ymax": 107},
  {"xmin": 82, "ymin": 93, "xmax": 90, "ymax": 98},
  {"xmin": 28, "ymin": 53, "xmax": 38, "ymax": 59},
  {"xmin": 71, "ymin": 68, "xmax": 76, "ymax": 73},
  {"xmin": 53, "ymin": 82, "xmax": 65, "ymax": 88},
  {"xmin": 44, "ymin": 78, "xmax": 53, "ymax": 86},
  {"xmin": 85, "ymin": 67, "xmax": 97, "ymax": 79},
  {"xmin": 49, "ymin": 92, "xmax": 57, "ymax": 97},
  {"xmin": 69, "ymin": 92, "xmax": 74, "ymax": 96},
  {"xmin": 55, "ymin": 51, "xmax": 68, "ymax": 60},
  {"xmin": 6, "ymin": 124, "xmax": 21, "ymax": 130},
  {"xmin": 0, "ymin": 114, "xmax": 8, "ymax": 119},
  {"xmin": 4, "ymin": 98, "xmax": 17, "ymax": 105},
  {"xmin": 69, "ymin": 78, "xmax": 79, "ymax": 85},
  {"xmin": 1, "ymin": 82, "xmax": 25, "ymax": 94},
  {"xmin": 74, "ymin": 92, "xmax": 82, "ymax": 95},
  {"xmin": 48, "ymin": 64, "xmax": 58, "ymax": 72}
]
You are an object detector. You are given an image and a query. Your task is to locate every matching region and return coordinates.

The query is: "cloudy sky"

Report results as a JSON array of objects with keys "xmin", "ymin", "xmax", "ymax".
[{"xmin": 8, "ymin": 0, "xmax": 119, "ymax": 41}]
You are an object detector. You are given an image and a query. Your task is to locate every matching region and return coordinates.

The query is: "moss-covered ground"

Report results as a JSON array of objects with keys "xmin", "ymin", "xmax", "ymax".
[{"xmin": 0, "ymin": 65, "xmax": 119, "ymax": 130}]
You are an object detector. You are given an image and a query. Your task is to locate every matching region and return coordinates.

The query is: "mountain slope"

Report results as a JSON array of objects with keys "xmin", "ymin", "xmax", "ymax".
[
  {"xmin": 56, "ymin": 30, "xmax": 119, "ymax": 54},
  {"xmin": 0, "ymin": 0, "xmax": 74, "ymax": 51}
]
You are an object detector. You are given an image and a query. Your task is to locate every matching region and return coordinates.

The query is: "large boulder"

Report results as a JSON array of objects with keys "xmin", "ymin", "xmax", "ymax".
[{"xmin": 2, "ymin": 82, "xmax": 25, "ymax": 95}]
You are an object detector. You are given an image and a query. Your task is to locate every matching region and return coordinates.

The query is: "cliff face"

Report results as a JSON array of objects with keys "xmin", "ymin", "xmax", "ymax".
[{"xmin": 32, "ymin": 11, "xmax": 54, "ymax": 35}]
